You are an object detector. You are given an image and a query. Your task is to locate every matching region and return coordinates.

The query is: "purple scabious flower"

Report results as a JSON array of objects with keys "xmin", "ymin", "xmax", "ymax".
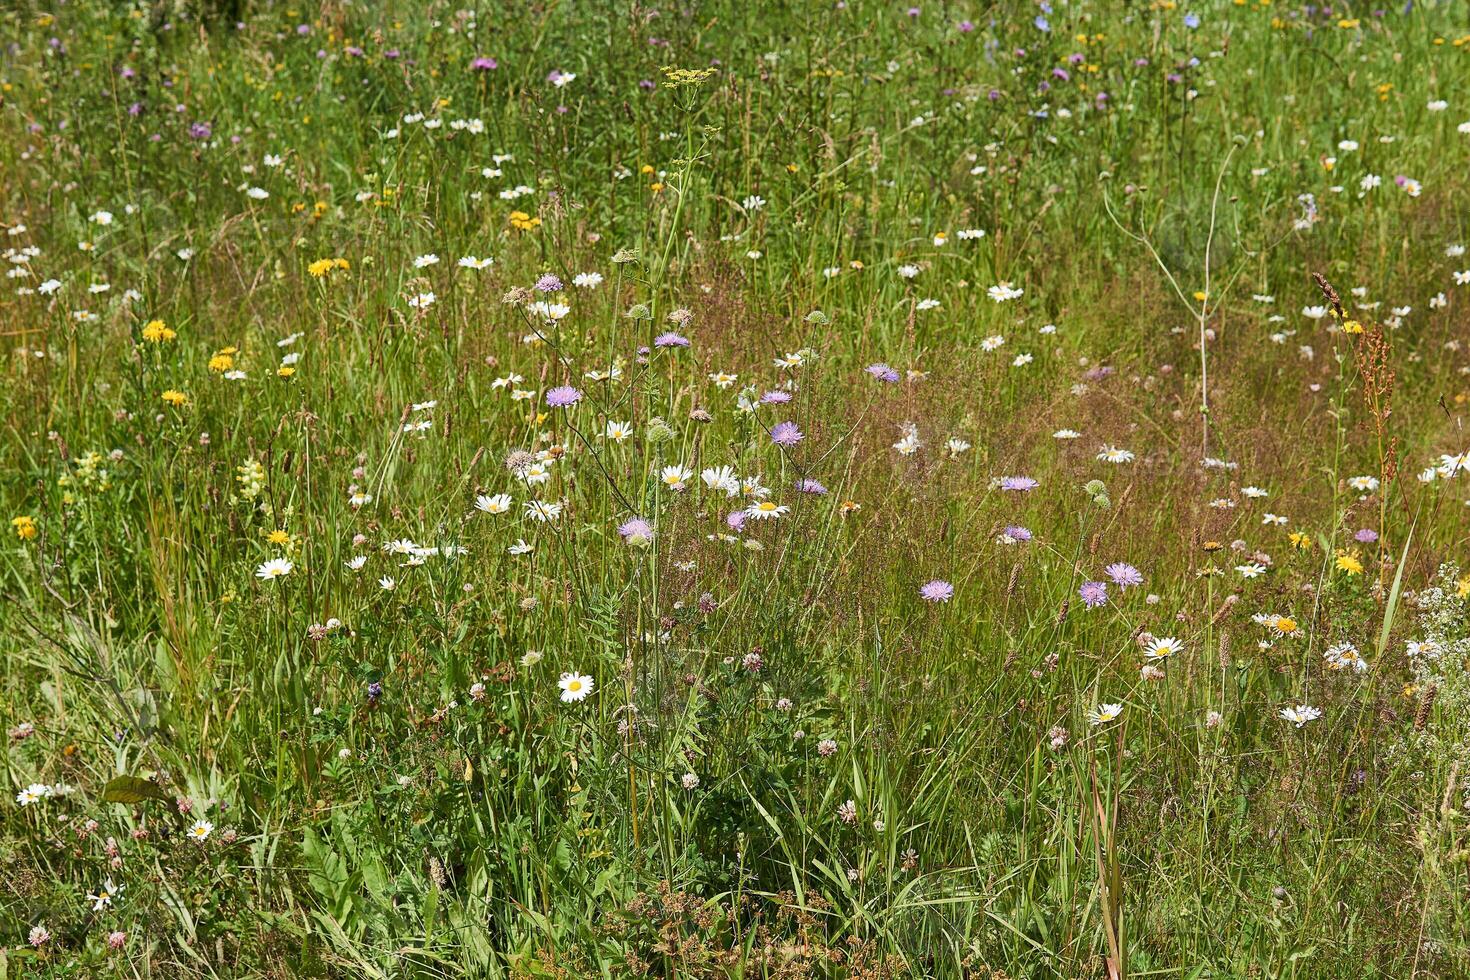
[
  {"xmin": 1079, "ymin": 581, "xmax": 1108, "ymax": 609},
  {"xmin": 920, "ymin": 579, "xmax": 955, "ymax": 603},
  {"xmin": 726, "ymin": 510, "xmax": 747, "ymax": 532},
  {"xmin": 1104, "ymin": 562, "xmax": 1144, "ymax": 589},
  {"xmin": 865, "ymin": 363, "xmax": 900, "ymax": 383},
  {"xmin": 188, "ymin": 121, "xmax": 212, "ymax": 140},
  {"xmin": 796, "ymin": 478, "xmax": 828, "ymax": 495},
  {"xmin": 760, "ymin": 390, "xmax": 793, "ymax": 404},
  {"xmin": 545, "ymin": 385, "xmax": 582, "ymax": 408},
  {"xmin": 1000, "ymin": 476, "xmax": 1038, "ymax": 492},
  {"xmin": 533, "ymin": 273, "xmax": 563, "ymax": 292},
  {"xmin": 618, "ymin": 517, "xmax": 654, "ymax": 542},
  {"xmin": 1354, "ymin": 528, "xmax": 1379, "ymax": 543},
  {"xmin": 471, "ymin": 56, "xmax": 499, "ymax": 71},
  {"xmin": 1003, "ymin": 525, "xmax": 1033, "ymax": 542},
  {"xmin": 653, "ymin": 331, "xmax": 690, "ymax": 348},
  {"xmin": 770, "ymin": 421, "xmax": 804, "ymax": 447}
]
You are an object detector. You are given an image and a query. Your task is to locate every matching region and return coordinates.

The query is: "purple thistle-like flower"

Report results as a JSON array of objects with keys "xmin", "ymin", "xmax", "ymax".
[
  {"xmin": 534, "ymin": 273, "xmax": 564, "ymax": 292},
  {"xmin": 796, "ymin": 478, "xmax": 828, "ymax": 495},
  {"xmin": 1079, "ymin": 581, "xmax": 1108, "ymax": 609},
  {"xmin": 1104, "ymin": 562, "xmax": 1144, "ymax": 589},
  {"xmin": 770, "ymin": 421, "xmax": 804, "ymax": 447},
  {"xmin": 726, "ymin": 510, "xmax": 747, "ymax": 532},
  {"xmin": 653, "ymin": 331, "xmax": 690, "ymax": 348},
  {"xmin": 920, "ymin": 579, "xmax": 955, "ymax": 603},
  {"xmin": 618, "ymin": 517, "xmax": 654, "ymax": 542},
  {"xmin": 188, "ymin": 121, "xmax": 212, "ymax": 140},
  {"xmin": 367, "ymin": 681, "xmax": 383, "ymax": 702},
  {"xmin": 1354, "ymin": 528, "xmax": 1379, "ymax": 543},
  {"xmin": 1002, "ymin": 525, "xmax": 1033, "ymax": 542},
  {"xmin": 545, "ymin": 385, "xmax": 582, "ymax": 408},
  {"xmin": 865, "ymin": 363, "xmax": 900, "ymax": 383},
  {"xmin": 760, "ymin": 390, "xmax": 793, "ymax": 404},
  {"xmin": 1000, "ymin": 476, "xmax": 1038, "ymax": 492},
  {"xmin": 471, "ymin": 56, "xmax": 499, "ymax": 71}
]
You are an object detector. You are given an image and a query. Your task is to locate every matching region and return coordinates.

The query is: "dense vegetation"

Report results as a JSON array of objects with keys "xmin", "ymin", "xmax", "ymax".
[{"xmin": 5, "ymin": 1, "xmax": 1470, "ymax": 976}]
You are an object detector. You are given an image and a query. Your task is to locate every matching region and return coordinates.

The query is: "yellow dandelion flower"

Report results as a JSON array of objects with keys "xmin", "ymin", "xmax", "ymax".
[
  {"xmin": 162, "ymin": 389, "xmax": 188, "ymax": 407},
  {"xmin": 141, "ymin": 319, "xmax": 176, "ymax": 343},
  {"xmin": 1335, "ymin": 553, "xmax": 1364, "ymax": 575},
  {"xmin": 12, "ymin": 516, "xmax": 37, "ymax": 540}
]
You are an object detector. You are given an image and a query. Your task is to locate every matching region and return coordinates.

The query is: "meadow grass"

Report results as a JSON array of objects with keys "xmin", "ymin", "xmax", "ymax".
[{"xmin": 4, "ymin": 1, "xmax": 1470, "ymax": 977}]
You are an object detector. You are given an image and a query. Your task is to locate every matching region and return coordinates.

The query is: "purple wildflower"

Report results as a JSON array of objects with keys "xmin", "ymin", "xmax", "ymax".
[
  {"xmin": 367, "ymin": 681, "xmax": 383, "ymax": 703},
  {"xmin": 1104, "ymin": 562, "xmax": 1144, "ymax": 589},
  {"xmin": 188, "ymin": 121, "xmax": 212, "ymax": 140},
  {"xmin": 1000, "ymin": 476, "xmax": 1038, "ymax": 492},
  {"xmin": 1353, "ymin": 528, "xmax": 1379, "ymax": 543},
  {"xmin": 471, "ymin": 57, "xmax": 499, "ymax": 71},
  {"xmin": 1079, "ymin": 581, "xmax": 1109, "ymax": 609},
  {"xmin": 617, "ymin": 517, "xmax": 654, "ymax": 542},
  {"xmin": 760, "ymin": 390, "xmax": 793, "ymax": 404},
  {"xmin": 920, "ymin": 579, "xmax": 955, "ymax": 603},
  {"xmin": 770, "ymin": 421, "xmax": 804, "ymax": 447},
  {"xmin": 653, "ymin": 331, "xmax": 690, "ymax": 348},
  {"xmin": 534, "ymin": 273, "xmax": 563, "ymax": 292},
  {"xmin": 1003, "ymin": 525, "xmax": 1033, "ymax": 542},
  {"xmin": 545, "ymin": 385, "xmax": 582, "ymax": 408},
  {"xmin": 796, "ymin": 478, "xmax": 828, "ymax": 495},
  {"xmin": 726, "ymin": 510, "xmax": 747, "ymax": 532},
  {"xmin": 866, "ymin": 363, "xmax": 901, "ymax": 383}
]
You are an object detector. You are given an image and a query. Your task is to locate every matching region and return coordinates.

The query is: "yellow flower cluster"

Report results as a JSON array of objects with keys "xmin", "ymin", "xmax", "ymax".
[
  {"xmin": 307, "ymin": 257, "xmax": 351, "ymax": 277},
  {"xmin": 209, "ymin": 347, "xmax": 239, "ymax": 373},
  {"xmin": 141, "ymin": 319, "xmax": 176, "ymax": 343}
]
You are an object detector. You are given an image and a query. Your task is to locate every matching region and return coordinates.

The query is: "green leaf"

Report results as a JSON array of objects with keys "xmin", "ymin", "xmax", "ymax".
[{"xmin": 101, "ymin": 775, "xmax": 170, "ymax": 804}]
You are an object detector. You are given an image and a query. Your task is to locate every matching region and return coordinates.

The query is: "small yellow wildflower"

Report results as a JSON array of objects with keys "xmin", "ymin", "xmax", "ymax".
[
  {"xmin": 1335, "ymin": 553, "xmax": 1364, "ymax": 575},
  {"xmin": 141, "ymin": 319, "xmax": 176, "ymax": 343},
  {"xmin": 12, "ymin": 516, "xmax": 37, "ymax": 540},
  {"xmin": 509, "ymin": 211, "xmax": 541, "ymax": 231},
  {"xmin": 162, "ymin": 389, "xmax": 188, "ymax": 407}
]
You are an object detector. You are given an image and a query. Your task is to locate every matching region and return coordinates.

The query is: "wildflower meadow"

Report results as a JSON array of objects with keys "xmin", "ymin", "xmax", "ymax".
[{"xmin": 7, "ymin": 1, "xmax": 1470, "ymax": 976}]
